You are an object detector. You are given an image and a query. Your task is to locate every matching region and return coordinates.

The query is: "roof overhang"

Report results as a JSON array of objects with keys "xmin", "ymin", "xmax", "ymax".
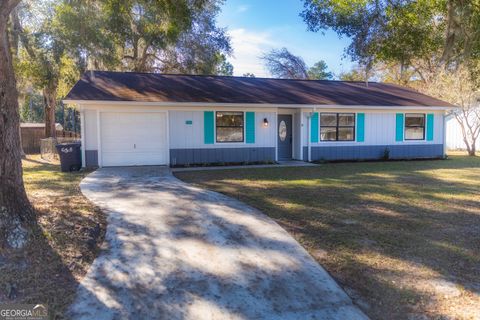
[{"xmin": 63, "ymin": 99, "xmax": 456, "ymax": 111}]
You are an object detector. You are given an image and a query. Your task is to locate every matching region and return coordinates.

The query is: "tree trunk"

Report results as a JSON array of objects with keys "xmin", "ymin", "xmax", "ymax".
[
  {"xmin": 469, "ymin": 140, "xmax": 477, "ymax": 156},
  {"xmin": 0, "ymin": 0, "xmax": 34, "ymax": 249},
  {"xmin": 43, "ymin": 87, "xmax": 57, "ymax": 138},
  {"xmin": 455, "ymin": 113, "xmax": 478, "ymax": 157}
]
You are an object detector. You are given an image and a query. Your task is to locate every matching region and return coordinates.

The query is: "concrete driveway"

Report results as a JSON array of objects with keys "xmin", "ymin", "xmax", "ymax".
[{"xmin": 68, "ymin": 167, "xmax": 368, "ymax": 320}]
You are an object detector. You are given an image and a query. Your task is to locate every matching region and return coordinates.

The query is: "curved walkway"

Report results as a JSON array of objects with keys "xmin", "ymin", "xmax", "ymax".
[{"xmin": 68, "ymin": 167, "xmax": 368, "ymax": 320}]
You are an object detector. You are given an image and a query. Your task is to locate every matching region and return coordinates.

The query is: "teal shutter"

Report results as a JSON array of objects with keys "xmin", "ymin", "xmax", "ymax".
[
  {"xmin": 357, "ymin": 113, "xmax": 365, "ymax": 142},
  {"xmin": 426, "ymin": 113, "xmax": 434, "ymax": 141},
  {"xmin": 245, "ymin": 112, "xmax": 255, "ymax": 143},
  {"xmin": 395, "ymin": 113, "xmax": 404, "ymax": 142},
  {"xmin": 311, "ymin": 112, "xmax": 319, "ymax": 143},
  {"xmin": 204, "ymin": 111, "xmax": 214, "ymax": 144}
]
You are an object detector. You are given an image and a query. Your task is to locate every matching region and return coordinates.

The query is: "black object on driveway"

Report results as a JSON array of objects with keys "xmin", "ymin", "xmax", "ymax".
[{"xmin": 56, "ymin": 142, "xmax": 82, "ymax": 172}]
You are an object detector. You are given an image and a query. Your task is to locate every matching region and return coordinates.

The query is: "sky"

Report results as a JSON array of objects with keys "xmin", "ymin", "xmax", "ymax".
[{"xmin": 217, "ymin": 0, "xmax": 355, "ymax": 78}]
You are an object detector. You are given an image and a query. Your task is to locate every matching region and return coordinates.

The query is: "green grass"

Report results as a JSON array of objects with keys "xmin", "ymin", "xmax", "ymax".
[{"xmin": 175, "ymin": 155, "xmax": 480, "ymax": 319}]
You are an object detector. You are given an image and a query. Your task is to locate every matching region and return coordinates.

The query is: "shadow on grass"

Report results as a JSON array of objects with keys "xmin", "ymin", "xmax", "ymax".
[
  {"xmin": 0, "ymin": 223, "xmax": 79, "ymax": 319},
  {"xmin": 175, "ymin": 156, "xmax": 480, "ymax": 319},
  {"xmin": 0, "ymin": 156, "xmax": 106, "ymax": 318},
  {"xmin": 67, "ymin": 167, "xmax": 366, "ymax": 319}
]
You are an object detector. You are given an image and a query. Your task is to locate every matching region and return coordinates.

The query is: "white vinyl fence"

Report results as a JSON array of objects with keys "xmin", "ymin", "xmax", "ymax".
[{"xmin": 446, "ymin": 114, "xmax": 480, "ymax": 150}]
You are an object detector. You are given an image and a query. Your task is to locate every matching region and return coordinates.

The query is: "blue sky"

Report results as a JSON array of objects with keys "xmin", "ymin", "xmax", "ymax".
[{"xmin": 217, "ymin": 0, "xmax": 355, "ymax": 78}]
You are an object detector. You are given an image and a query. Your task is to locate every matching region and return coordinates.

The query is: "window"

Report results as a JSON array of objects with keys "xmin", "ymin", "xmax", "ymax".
[
  {"xmin": 405, "ymin": 113, "xmax": 425, "ymax": 140},
  {"xmin": 320, "ymin": 113, "xmax": 355, "ymax": 141},
  {"xmin": 216, "ymin": 111, "xmax": 244, "ymax": 142}
]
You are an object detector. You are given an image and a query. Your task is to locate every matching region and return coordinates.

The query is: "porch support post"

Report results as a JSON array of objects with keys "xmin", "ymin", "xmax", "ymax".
[
  {"xmin": 79, "ymin": 106, "xmax": 86, "ymax": 168},
  {"xmin": 443, "ymin": 112, "xmax": 447, "ymax": 158},
  {"xmin": 306, "ymin": 109, "xmax": 312, "ymax": 162}
]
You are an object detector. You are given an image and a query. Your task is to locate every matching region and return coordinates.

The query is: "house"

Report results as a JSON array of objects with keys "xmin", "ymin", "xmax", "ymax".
[
  {"xmin": 445, "ymin": 111, "xmax": 480, "ymax": 151},
  {"xmin": 64, "ymin": 71, "xmax": 454, "ymax": 167}
]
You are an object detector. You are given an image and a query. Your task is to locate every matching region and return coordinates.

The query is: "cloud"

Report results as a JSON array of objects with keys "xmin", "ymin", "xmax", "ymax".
[
  {"xmin": 227, "ymin": 28, "xmax": 279, "ymax": 77},
  {"xmin": 236, "ymin": 5, "xmax": 249, "ymax": 13}
]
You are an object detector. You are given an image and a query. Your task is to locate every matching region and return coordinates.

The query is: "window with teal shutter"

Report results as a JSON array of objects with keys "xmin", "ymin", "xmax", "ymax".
[
  {"xmin": 204, "ymin": 111, "xmax": 214, "ymax": 144},
  {"xmin": 357, "ymin": 113, "xmax": 365, "ymax": 142},
  {"xmin": 395, "ymin": 113, "xmax": 404, "ymax": 142},
  {"xmin": 246, "ymin": 112, "xmax": 255, "ymax": 143},
  {"xmin": 426, "ymin": 114, "xmax": 434, "ymax": 141},
  {"xmin": 311, "ymin": 112, "xmax": 319, "ymax": 143}
]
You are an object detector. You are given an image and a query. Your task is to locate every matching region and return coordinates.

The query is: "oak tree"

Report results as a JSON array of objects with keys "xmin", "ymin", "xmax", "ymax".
[{"xmin": 0, "ymin": 0, "xmax": 34, "ymax": 249}]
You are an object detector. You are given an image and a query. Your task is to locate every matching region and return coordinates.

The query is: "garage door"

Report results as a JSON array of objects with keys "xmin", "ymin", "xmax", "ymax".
[{"xmin": 100, "ymin": 112, "xmax": 168, "ymax": 166}]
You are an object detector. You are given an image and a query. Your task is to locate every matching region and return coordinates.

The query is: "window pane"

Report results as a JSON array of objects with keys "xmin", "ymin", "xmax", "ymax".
[
  {"xmin": 320, "ymin": 113, "xmax": 337, "ymax": 126},
  {"xmin": 338, "ymin": 113, "xmax": 355, "ymax": 126},
  {"xmin": 405, "ymin": 127, "xmax": 424, "ymax": 140},
  {"xmin": 216, "ymin": 127, "xmax": 244, "ymax": 142},
  {"xmin": 279, "ymin": 120, "xmax": 287, "ymax": 141},
  {"xmin": 320, "ymin": 127, "xmax": 337, "ymax": 141},
  {"xmin": 338, "ymin": 127, "xmax": 355, "ymax": 141},
  {"xmin": 405, "ymin": 114, "xmax": 425, "ymax": 126},
  {"xmin": 216, "ymin": 112, "xmax": 244, "ymax": 127}
]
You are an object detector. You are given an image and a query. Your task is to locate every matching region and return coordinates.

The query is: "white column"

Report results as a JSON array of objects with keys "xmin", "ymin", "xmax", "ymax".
[
  {"xmin": 443, "ymin": 112, "xmax": 447, "ymax": 158},
  {"xmin": 96, "ymin": 110, "xmax": 102, "ymax": 168},
  {"xmin": 80, "ymin": 108, "xmax": 86, "ymax": 168},
  {"xmin": 307, "ymin": 112, "xmax": 311, "ymax": 162}
]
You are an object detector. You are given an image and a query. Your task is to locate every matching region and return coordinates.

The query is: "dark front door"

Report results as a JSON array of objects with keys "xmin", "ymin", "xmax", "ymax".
[{"xmin": 277, "ymin": 115, "xmax": 293, "ymax": 160}]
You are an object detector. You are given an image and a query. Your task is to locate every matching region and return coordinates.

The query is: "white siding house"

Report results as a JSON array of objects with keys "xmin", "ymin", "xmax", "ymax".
[{"xmin": 65, "ymin": 71, "xmax": 454, "ymax": 167}]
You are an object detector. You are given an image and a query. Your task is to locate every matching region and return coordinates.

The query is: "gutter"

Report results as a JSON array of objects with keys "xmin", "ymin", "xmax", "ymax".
[{"xmin": 62, "ymin": 100, "xmax": 455, "ymax": 111}]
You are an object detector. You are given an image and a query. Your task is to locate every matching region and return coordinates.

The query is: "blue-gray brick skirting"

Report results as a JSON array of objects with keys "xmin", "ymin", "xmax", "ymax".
[
  {"xmin": 302, "ymin": 144, "xmax": 444, "ymax": 162},
  {"xmin": 170, "ymin": 147, "xmax": 276, "ymax": 166},
  {"xmin": 85, "ymin": 150, "xmax": 98, "ymax": 167}
]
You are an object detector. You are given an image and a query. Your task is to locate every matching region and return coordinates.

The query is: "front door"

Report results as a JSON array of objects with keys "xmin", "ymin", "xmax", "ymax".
[{"xmin": 277, "ymin": 115, "xmax": 293, "ymax": 160}]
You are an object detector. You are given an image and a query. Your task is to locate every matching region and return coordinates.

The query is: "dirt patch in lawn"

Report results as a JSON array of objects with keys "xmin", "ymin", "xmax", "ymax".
[
  {"xmin": 175, "ymin": 155, "xmax": 480, "ymax": 320},
  {"xmin": 0, "ymin": 155, "xmax": 106, "ymax": 318}
]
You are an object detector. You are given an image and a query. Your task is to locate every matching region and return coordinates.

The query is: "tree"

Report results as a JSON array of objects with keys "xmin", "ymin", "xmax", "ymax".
[
  {"xmin": 301, "ymin": 0, "xmax": 480, "ymax": 71},
  {"xmin": 339, "ymin": 67, "xmax": 368, "ymax": 82},
  {"xmin": 215, "ymin": 53, "xmax": 233, "ymax": 76},
  {"xmin": 13, "ymin": 0, "xmax": 79, "ymax": 138},
  {"xmin": 53, "ymin": 0, "xmax": 231, "ymax": 75},
  {"xmin": 101, "ymin": 0, "xmax": 218, "ymax": 72},
  {"xmin": 51, "ymin": 0, "xmax": 118, "ymax": 72},
  {"xmin": 308, "ymin": 60, "xmax": 333, "ymax": 80},
  {"xmin": 301, "ymin": 0, "xmax": 480, "ymax": 155},
  {"xmin": 0, "ymin": 0, "xmax": 34, "ymax": 249},
  {"xmin": 262, "ymin": 48, "xmax": 334, "ymax": 80},
  {"xmin": 19, "ymin": 92, "xmax": 44, "ymax": 122},
  {"xmin": 157, "ymin": 3, "xmax": 232, "ymax": 75},
  {"xmin": 261, "ymin": 47, "xmax": 309, "ymax": 79},
  {"xmin": 415, "ymin": 66, "xmax": 480, "ymax": 156}
]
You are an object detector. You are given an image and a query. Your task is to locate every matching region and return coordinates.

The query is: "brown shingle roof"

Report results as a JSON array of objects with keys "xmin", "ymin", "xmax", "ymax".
[{"xmin": 65, "ymin": 71, "xmax": 454, "ymax": 107}]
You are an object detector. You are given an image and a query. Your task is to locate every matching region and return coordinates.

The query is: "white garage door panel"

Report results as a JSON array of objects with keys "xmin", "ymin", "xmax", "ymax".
[{"xmin": 100, "ymin": 112, "xmax": 167, "ymax": 166}]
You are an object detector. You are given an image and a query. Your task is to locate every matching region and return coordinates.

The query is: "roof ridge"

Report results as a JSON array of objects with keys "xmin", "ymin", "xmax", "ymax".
[{"xmin": 85, "ymin": 70, "xmax": 381, "ymax": 85}]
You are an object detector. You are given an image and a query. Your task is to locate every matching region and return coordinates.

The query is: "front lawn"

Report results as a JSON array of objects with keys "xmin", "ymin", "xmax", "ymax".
[
  {"xmin": 0, "ymin": 156, "xmax": 106, "ymax": 318},
  {"xmin": 175, "ymin": 155, "xmax": 480, "ymax": 319}
]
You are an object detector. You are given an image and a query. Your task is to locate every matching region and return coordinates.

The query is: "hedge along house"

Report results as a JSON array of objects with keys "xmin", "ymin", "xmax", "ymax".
[{"xmin": 64, "ymin": 71, "xmax": 455, "ymax": 168}]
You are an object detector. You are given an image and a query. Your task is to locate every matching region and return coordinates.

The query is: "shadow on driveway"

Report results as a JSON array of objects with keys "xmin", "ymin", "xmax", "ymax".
[{"xmin": 67, "ymin": 166, "xmax": 368, "ymax": 320}]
